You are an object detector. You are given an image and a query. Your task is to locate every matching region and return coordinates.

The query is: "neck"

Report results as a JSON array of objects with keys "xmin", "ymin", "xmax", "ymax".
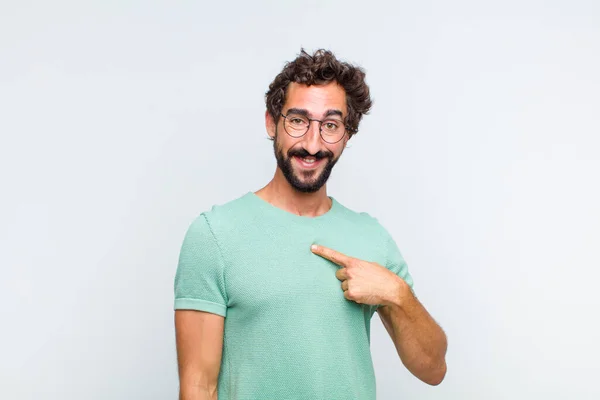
[{"xmin": 254, "ymin": 169, "xmax": 332, "ymax": 218}]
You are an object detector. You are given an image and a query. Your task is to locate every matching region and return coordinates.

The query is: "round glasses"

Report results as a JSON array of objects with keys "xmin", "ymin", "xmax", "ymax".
[{"xmin": 280, "ymin": 112, "xmax": 355, "ymax": 144}]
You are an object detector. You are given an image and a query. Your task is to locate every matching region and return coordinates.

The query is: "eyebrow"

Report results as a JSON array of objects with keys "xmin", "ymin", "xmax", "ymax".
[{"xmin": 286, "ymin": 108, "xmax": 344, "ymax": 120}]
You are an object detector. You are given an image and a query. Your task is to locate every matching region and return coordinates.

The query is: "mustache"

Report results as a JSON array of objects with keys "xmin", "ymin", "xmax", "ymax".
[{"xmin": 288, "ymin": 148, "xmax": 333, "ymax": 160}]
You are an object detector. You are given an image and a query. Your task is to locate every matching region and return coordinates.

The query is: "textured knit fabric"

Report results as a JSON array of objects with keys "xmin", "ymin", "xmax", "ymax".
[{"xmin": 174, "ymin": 191, "xmax": 414, "ymax": 400}]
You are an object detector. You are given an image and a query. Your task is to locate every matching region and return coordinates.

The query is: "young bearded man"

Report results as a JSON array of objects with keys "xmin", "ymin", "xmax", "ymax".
[{"xmin": 174, "ymin": 48, "xmax": 448, "ymax": 400}]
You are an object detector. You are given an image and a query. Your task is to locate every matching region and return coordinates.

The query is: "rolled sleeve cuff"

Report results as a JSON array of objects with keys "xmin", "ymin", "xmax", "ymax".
[{"xmin": 174, "ymin": 298, "xmax": 227, "ymax": 317}]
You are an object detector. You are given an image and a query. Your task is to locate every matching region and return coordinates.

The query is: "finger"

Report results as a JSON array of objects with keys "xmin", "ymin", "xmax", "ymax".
[
  {"xmin": 341, "ymin": 280, "xmax": 349, "ymax": 291},
  {"xmin": 335, "ymin": 268, "xmax": 348, "ymax": 281},
  {"xmin": 343, "ymin": 290, "xmax": 352, "ymax": 301},
  {"xmin": 311, "ymin": 244, "xmax": 352, "ymax": 267}
]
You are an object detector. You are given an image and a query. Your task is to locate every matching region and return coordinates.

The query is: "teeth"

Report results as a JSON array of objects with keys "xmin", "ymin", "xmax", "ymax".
[{"xmin": 303, "ymin": 157, "xmax": 316, "ymax": 163}]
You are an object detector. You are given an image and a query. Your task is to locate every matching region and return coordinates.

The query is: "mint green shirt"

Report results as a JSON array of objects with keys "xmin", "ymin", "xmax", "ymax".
[{"xmin": 174, "ymin": 192, "xmax": 414, "ymax": 399}]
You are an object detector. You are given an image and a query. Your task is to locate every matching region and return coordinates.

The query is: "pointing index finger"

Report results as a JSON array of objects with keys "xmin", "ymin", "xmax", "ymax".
[{"xmin": 311, "ymin": 244, "xmax": 351, "ymax": 267}]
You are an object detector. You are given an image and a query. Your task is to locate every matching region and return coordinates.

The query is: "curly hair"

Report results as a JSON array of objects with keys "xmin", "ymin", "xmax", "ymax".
[{"xmin": 265, "ymin": 48, "xmax": 372, "ymax": 139}]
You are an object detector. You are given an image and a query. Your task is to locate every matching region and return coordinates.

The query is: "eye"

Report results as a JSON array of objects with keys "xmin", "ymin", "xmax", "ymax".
[
  {"xmin": 323, "ymin": 121, "xmax": 340, "ymax": 130},
  {"xmin": 286, "ymin": 114, "xmax": 308, "ymax": 126}
]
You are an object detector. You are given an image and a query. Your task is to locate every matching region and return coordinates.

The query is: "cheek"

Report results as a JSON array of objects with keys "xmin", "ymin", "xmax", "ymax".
[
  {"xmin": 275, "ymin": 132, "xmax": 297, "ymax": 153},
  {"xmin": 330, "ymin": 143, "xmax": 345, "ymax": 158}
]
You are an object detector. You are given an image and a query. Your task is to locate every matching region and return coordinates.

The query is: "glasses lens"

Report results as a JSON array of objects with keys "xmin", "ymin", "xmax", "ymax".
[
  {"xmin": 321, "ymin": 119, "xmax": 345, "ymax": 143},
  {"xmin": 284, "ymin": 113, "xmax": 309, "ymax": 137}
]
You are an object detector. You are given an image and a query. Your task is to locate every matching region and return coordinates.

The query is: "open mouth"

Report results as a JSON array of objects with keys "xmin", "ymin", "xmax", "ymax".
[{"xmin": 293, "ymin": 155, "xmax": 324, "ymax": 169}]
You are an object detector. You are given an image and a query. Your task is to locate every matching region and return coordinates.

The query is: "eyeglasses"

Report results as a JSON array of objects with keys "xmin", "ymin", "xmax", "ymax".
[{"xmin": 280, "ymin": 112, "xmax": 356, "ymax": 144}]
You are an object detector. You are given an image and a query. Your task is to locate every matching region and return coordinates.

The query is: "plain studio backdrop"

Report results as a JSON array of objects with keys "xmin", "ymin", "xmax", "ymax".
[{"xmin": 1, "ymin": 1, "xmax": 599, "ymax": 399}]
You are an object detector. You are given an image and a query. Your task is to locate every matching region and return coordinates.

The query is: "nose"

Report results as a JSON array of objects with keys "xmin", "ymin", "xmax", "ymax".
[{"xmin": 301, "ymin": 120, "xmax": 324, "ymax": 155}]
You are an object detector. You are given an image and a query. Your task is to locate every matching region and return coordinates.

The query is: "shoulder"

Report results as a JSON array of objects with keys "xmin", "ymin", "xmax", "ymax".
[{"xmin": 185, "ymin": 192, "xmax": 254, "ymax": 238}]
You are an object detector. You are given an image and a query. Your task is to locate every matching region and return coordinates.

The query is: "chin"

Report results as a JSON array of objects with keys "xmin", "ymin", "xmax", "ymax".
[
  {"xmin": 292, "ymin": 184, "xmax": 323, "ymax": 193},
  {"xmin": 291, "ymin": 176, "xmax": 327, "ymax": 193}
]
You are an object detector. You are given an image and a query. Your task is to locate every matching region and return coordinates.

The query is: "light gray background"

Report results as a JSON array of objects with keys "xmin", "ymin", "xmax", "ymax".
[{"xmin": 1, "ymin": 1, "xmax": 599, "ymax": 399}]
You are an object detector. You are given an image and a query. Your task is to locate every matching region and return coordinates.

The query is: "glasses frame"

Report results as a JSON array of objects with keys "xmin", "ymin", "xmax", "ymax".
[{"xmin": 280, "ymin": 112, "xmax": 356, "ymax": 144}]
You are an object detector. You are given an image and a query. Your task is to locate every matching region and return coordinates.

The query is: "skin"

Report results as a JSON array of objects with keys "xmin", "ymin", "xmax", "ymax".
[
  {"xmin": 175, "ymin": 81, "xmax": 447, "ymax": 400},
  {"xmin": 175, "ymin": 310, "xmax": 222, "ymax": 400}
]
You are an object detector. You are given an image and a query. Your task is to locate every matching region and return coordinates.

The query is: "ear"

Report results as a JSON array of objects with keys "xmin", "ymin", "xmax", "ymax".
[{"xmin": 265, "ymin": 110, "xmax": 276, "ymax": 139}]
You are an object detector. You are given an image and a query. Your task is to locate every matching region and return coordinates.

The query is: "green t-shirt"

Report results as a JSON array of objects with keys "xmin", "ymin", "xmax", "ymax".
[{"xmin": 174, "ymin": 191, "xmax": 414, "ymax": 400}]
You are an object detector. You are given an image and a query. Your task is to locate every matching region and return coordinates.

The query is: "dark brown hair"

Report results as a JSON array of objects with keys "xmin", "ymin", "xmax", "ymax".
[{"xmin": 265, "ymin": 48, "xmax": 372, "ymax": 138}]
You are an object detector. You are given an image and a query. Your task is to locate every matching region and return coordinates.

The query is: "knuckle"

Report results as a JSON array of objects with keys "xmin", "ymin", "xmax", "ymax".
[{"xmin": 347, "ymin": 289, "xmax": 360, "ymax": 303}]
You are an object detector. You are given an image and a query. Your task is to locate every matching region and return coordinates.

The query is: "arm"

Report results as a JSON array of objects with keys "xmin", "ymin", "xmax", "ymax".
[
  {"xmin": 377, "ymin": 279, "xmax": 447, "ymax": 385},
  {"xmin": 175, "ymin": 310, "xmax": 224, "ymax": 400},
  {"xmin": 309, "ymin": 243, "xmax": 447, "ymax": 385},
  {"xmin": 174, "ymin": 213, "xmax": 229, "ymax": 399}
]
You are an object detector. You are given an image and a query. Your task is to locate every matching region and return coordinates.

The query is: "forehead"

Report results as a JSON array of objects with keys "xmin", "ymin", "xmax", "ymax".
[{"xmin": 284, "ymin": 82, "xmax": 347, "ymax": 117}]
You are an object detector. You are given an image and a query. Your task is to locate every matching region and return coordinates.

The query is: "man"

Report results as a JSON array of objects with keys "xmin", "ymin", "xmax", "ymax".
[{"xmin": 174, "ymin": 48, "xmax": 447, "ymax": 400}]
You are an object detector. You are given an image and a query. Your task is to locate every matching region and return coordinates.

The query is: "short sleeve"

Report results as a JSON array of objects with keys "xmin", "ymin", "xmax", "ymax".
[
  {"xmin": 385, "ymin": 233, "xmax": 414, "ymax": 291},
  {"xmin": 174, "ymin": 213, "xmax": 228, "ymax": 317}
]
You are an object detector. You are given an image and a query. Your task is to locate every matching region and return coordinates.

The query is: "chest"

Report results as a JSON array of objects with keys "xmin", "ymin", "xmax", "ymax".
[{"xmin": 223, "ymin": 229, "xmax": 386, "ymax": 319}]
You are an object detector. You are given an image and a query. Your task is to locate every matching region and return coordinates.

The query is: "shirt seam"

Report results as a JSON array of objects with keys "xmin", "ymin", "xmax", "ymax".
[{"xmin": 202, "ymin": 213, "xmax": 230, "ymax": 306}]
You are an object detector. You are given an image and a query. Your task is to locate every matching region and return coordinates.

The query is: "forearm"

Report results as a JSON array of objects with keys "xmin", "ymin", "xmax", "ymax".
[{"xmin": 379, "ymin": 280, "xmax": 447, "ymax": 385}]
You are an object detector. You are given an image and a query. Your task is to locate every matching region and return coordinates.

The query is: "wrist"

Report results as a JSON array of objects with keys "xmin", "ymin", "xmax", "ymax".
[{"xmin": 381, "ymin": 277, "xmax": 411, "ymax": 309}]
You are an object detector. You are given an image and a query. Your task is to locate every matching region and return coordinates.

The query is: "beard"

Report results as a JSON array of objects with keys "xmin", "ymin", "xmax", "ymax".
[{"xmin": 273, "ymin": 129, "xmax": 340, "ymax": 193}]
